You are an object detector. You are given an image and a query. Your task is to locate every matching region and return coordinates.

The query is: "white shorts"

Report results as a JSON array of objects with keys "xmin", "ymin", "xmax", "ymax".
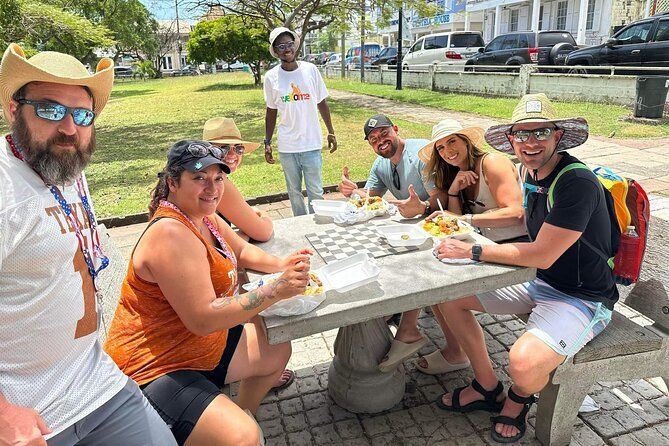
[{"xmin": 476, "ymin": 279, "xmax": 612, "ymax": 357}]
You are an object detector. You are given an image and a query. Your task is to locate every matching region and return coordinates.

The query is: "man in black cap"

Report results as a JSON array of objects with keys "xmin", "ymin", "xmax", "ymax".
[{"xmin": 338, "ymin": 114, "xmax": 468, "ymax": 375}]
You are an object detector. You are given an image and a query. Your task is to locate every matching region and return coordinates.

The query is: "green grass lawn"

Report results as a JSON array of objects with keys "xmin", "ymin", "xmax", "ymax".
[
  {"xmin": 0, "ymin": 73, "xmax": 432, "ymax": 217},
  {"xmin": 324, "ymin": 78, "xmax": 669, "ymax": 139}
]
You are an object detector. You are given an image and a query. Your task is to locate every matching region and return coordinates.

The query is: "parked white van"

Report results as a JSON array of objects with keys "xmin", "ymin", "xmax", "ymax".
[{"xmin": 402, "ymin": 31, "xmax": 485, "ymax": 69}]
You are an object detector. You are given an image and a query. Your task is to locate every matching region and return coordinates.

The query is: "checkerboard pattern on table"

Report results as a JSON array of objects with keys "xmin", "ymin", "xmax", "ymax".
[{"xmin": 305, "ymin": 223, "xmax": 418, "ymax": 263}]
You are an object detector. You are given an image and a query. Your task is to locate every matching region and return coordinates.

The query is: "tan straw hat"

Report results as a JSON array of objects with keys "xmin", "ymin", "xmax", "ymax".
[
  {"xmin": 484, "ymin": 93, "xmax": 588, "ymax": 155},
  {"xmin": 202, "ymin": 117, "xmax": 260, "ymax": 153},
  {"xmin": 269, "ymin": 27, "xmax": 301, "ymax": 58},
  {"xmin": 0, "ymin": 43, "xmax": 114, "ymax": 122},
  {"xmin": 418, "ymin": 119, "xmax": 485, "ymax": 164}
]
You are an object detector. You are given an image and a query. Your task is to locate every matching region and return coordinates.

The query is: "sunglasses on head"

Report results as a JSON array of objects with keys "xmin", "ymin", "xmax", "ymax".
[
  {"xmin": 274, "ymin": 41, "xmax": 295, "ymax": 51},
  {"xmin": 18, "ymin": 99, "xmax": 96, "ymax": 127},
  {"xmin": 508, "ymin": 127, "xmax": 556, "ymax": 143},
  {"xmin": 219, "ymin": 144, "xmax": 245, "ymax": 157},
  {"xmin": 184, "ymin": 142, "xmax": 223, "ymax": 160}
]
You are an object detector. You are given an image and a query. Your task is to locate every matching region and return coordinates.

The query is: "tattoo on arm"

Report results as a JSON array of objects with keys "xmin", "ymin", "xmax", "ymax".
[{"xmin": 210, "ymin": 278, "xmax": 286, "ymax": 311}]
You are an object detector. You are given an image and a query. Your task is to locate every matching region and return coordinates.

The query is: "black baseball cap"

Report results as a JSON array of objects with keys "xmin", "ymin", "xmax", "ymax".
[
  {"xmin": 363, "ymin": 114, "xmax": 394, "ymax": 140},
  {"xmin": 167, "ymin": 140, "xmax": 231, "ymax": 173}
]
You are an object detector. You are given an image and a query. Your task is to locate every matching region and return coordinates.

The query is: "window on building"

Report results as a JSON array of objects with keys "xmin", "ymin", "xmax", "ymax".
[
  {"xmin": 557, "ymin": 1, "xmax": 568, "ymax": 30},
  {"xmin": 510, "ymin": 9, "xmax": 519, "ymax": 32},
  {"xmin": 161, "ymin": 56, "xmax": 173, "ymax": 70},
  {"xmin": 181, "ymin": 56, "xmax": 187, "ymax": 67},
  {"xmin": 538, "ymin": 5, "xmax": 544, "ymax": 30},
  {"xmin": 586, "ymin": 0, "xmax": 596, "ymax": 30}
]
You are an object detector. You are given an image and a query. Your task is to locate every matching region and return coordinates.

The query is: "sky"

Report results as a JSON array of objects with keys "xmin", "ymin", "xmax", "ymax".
[{"xmin": 140, "ymin": 0, "xmax": 203, "ymax": 21}]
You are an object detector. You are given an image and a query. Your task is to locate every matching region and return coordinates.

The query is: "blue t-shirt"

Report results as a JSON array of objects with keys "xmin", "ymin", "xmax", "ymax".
[{"xmin": 364, "ymin": 139, "xmax": 434, "ymax": 200}]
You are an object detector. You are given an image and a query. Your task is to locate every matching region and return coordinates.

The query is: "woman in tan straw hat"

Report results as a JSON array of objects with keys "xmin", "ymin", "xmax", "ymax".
[
  {"xmin": 202, "ymin": 117, "xmax": 274, "ymax": 243},
  {"xmin": 418, "ymin": 118, "xmax": 527, "ymax": 244}
]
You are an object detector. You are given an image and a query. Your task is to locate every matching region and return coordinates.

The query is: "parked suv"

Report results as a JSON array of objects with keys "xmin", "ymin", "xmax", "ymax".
[
  {"xmin": 371, "ymin": 46, "xmax": 410, "ymax": 66},
  {"xmin": 465, "ymin": 30, "xmax": 577, "ymax": 71},
  {"xmin": 565, "ymin": 12, "xmax": 669, "ymax": 74},
  {"xmin": 402, "ymin": 31, "xmax": 484, "ymax": 69}
]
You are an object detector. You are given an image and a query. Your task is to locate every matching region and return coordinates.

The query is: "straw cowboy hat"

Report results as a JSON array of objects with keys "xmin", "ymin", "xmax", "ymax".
[
  {"xmin": 484, "ymin": 93, "xmax": 589, "ymax": 155},
  {"xmin": 0, "ymin": 43, "xmax": 114, "ymax": 122},
  {"xmin": 418, "ymin": 119, "xmax": 485, "ymax": 164},
  {"xmin": 202, "ymin": 117, "xmax": 260, "ymax": 153},
  {"xmin": 268, "ymin": 27, "xmax": 301, "ymax": 58}
]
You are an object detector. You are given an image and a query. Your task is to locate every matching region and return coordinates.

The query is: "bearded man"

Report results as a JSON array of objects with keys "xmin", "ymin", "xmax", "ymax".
[{"xmin": 0, "ymin": 44, "xmax": 175, "ymax": 446}]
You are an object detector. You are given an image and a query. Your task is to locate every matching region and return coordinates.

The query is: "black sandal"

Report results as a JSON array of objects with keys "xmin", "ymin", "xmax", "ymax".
[
  {"xmin": 436, "ymin": 378, "xmax": 505, "ymax": 413},
  {"xmin": 490, "ymin": 387, "xmax": 536, "ymax": 443}
]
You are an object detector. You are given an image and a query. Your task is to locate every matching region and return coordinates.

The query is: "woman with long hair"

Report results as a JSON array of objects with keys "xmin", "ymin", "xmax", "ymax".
[{"xmin": 411, "ymin": 119, "xmax": 526, "ymax": 375}]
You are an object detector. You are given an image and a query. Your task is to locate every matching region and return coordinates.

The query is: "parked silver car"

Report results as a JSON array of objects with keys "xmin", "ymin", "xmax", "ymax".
[{"xmin": 402, "ymin": 31, "xmax": 485, "ymax": 69}]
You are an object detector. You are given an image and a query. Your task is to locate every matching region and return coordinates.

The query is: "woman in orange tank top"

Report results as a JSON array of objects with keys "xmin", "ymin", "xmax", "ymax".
[{"xmin": 104, "ymin": 140, "xmax": 312, "ymax": 446}]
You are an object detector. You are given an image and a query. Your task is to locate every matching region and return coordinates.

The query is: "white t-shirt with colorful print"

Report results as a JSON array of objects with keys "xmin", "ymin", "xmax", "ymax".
[{"xmin": 263, "ymin": 61, "xmax": 329, "ymax": 153}]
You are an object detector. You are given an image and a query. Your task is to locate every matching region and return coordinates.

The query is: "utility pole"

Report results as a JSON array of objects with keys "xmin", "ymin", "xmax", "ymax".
[
  {"xmin": 341, "ymin": 33, "xmax": 346, "ymax": 79},
  {"xmin": 396, "ymin": 6, "xmax": 403, "ymax": 90},
  {"xmin": 360, "ymin": 0, "xmax": 366, "ymax": 82},
  {"xmin": 175, "ymin": 0, "xmax": 182, "ymax": 69}
]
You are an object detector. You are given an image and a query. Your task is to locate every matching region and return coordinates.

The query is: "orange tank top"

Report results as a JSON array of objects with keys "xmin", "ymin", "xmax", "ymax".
[{"xmin": 104, "ymin": 204, "xmax": 238, "ymax": 386}]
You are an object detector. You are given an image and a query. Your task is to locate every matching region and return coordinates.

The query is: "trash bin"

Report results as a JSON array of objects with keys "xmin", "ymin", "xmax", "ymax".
[{"xmin": 634, "ymin": 75, "xmax": 669, "ymax": 119}]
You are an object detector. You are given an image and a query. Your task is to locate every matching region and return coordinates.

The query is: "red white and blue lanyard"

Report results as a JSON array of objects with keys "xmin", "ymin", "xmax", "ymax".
[{"xmin": 6, "ymin": 134, "xmax": 110, "ymax": 300}]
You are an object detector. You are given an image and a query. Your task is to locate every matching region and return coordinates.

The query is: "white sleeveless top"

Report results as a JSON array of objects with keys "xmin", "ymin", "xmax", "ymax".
[{"xmin": 468, "ymin": 154, "xmax": 528, "ymax": 242}]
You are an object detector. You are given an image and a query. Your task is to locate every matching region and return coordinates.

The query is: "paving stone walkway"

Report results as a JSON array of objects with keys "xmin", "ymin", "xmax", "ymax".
[{"xmin": 108, "ymin": 91, "xmax": 669, "ymax": 445}]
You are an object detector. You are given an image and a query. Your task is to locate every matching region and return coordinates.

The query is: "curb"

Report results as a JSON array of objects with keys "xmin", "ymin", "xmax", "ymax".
[{"xmin": 98, "ymin": 180, "xmax": 368, "ymax": 228}]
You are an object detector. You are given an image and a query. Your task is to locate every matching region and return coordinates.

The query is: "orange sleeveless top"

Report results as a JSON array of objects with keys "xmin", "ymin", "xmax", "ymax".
[{"xmin": 103, "ymin": 204, "xmax": 238, "ymax": 386}]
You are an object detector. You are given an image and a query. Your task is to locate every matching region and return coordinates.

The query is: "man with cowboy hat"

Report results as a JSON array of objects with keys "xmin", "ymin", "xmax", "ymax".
[
  {"xmin": 263, "ymin": 26, "xmax": 337, "ymax": 216},
  {"xmin": 0, "ymin": 44, "xmax": 175, "ymax": 445},
  {"xmin": 339, "ymin": 114, "xmax": 472, "ymax": 374},
  {"xmin": 432, "ymin": 94, "xmax": 617, "ymax": 443}
]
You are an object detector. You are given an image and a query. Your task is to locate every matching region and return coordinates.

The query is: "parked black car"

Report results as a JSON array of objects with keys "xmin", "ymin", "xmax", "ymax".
[
  {"xmin": 565, "ymin": 12, "xmax": 669, "ymax": 74},
  {"xmin": 371, "ymin": 46, "xmax": 411, "ymax": 66},
  {"xmin": 465, "ymin": 30, "xmax": 578, "ymax": 71}
]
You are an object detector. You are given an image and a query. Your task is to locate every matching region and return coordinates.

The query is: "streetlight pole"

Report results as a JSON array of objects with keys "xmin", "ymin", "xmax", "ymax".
[
  {"xmin": 175, "ymin": 0, "xmax": 182, "ymax": 69},
  {"xmin": 396, "ymin": 6, "xmax": 403, "ymax": 90}
]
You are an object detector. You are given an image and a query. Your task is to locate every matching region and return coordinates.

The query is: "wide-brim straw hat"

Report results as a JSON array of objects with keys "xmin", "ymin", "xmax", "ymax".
[
  {"xmin": 269, "ymin": 27, "xmax": 301, "ymax": 58},
  {"xmin": 203, "ymin": 117, "xmax": 260, "ymax": 153},
  {"xmin": 418, "ymin": 119, "xmax": 485, "ymax": 164},
  {"xmin": 0, "ymin": 43, "xmax": 114, "ymax": 122},
  {"xmin": 484, "ymin": 93, "xmax": 588, "ymax": 154}
]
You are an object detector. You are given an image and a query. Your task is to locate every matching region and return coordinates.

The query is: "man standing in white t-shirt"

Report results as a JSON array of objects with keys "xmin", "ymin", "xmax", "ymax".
[
  {"xmin": 263, "ymin": 27, "xmax": 337, "ymax": 216},
  {"xmin": 0, "ymin": 44, "xmax": 175, "ymax": 445}
]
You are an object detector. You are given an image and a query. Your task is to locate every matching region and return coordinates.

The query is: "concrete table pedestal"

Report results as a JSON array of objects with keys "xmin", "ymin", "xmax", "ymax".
[{"xmin": 327, "ymin": 317, "xmax": 405, "ymax": 413}]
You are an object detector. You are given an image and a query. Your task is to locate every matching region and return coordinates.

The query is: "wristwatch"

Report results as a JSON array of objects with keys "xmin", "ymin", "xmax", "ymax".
[
  {"xmin": 471, "ymin": 244, "xmax": 483, "ymax": 262},
  {"xmin": 263, "ymin": 138, "xmax": 272, "ymax": 146},
  {"xmin": 423, "ymin": 201, "xmax": 432, "ymax": 216}
]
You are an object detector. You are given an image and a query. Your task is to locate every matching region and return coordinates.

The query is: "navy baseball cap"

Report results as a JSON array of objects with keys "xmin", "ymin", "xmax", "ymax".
[
  {"xmin": 167, "ymin": 140, "xmax": 231, "ymax": 173},
  {"xmin": 363, "ymin": 114, "xmax": 394, "ymax": 140}
]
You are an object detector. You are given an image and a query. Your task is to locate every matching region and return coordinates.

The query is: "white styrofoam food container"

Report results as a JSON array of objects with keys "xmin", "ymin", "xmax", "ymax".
[
  {"xmin": 376, "ymin": 224, "xmax": 429, "ymax": 247},
  {"xmin": 417, "ymin": 216, "xmax": 474, "ymax": 240},
  {"xmin": 311, "ymin": 200, "xmax": 349, "ymax": 217},
  {"xmin": 243, "ymin": 253, "xmax": 380, "ymax": 316}
]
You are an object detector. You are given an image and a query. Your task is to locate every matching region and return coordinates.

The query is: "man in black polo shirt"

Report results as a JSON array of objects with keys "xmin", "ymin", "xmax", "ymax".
[{"xmin": 432, "ymin": 94, "xmax": 617, "ymax": 443}]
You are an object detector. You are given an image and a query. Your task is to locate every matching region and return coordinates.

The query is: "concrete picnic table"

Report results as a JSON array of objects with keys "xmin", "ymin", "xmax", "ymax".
[{"xmin": 248, "ymin": 212, "xmax": 536, "ymax": 414}]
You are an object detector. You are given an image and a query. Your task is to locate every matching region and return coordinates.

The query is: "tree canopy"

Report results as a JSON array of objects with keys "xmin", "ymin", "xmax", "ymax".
[{"xmin": 188, "ymin": 15, "xmax": 270, "ymax": 85}]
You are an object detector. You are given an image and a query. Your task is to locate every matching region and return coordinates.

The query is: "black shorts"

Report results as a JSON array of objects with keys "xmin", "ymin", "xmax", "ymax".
[{"xmin": 140, "ymin": 324, "xmax": 244, "ymax": 445}]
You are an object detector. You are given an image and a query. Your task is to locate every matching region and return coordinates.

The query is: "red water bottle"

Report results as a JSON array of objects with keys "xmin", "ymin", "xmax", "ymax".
[{"xmin": 613, "ymin": 225, "xmax": 641, "ymax": 285}]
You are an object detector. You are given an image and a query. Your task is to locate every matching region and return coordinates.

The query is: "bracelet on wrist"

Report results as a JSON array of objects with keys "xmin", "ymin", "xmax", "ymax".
[
  {"xmin": 447, "ymin": 193, "xmax": 459, "ymax": 198},
  {"xmin": 328, "ymin": 133, "xmax": 336, "ymax": 137},
  {"xmin": 263, "ymin": 138, "xmax": 272, "ymax": 146},
  {"xmin": 423, "ymin": 201, "xmax": 432, "ymax": 216}
]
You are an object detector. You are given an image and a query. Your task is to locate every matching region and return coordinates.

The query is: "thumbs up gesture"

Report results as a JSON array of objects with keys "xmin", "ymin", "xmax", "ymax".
[
  {"xmin": 388, "ymin": 184, "xmax": 427, "ymax": 218},
  {"xmin": 338, "ymin": 166, "xmax": 359, "ymax": 197}
]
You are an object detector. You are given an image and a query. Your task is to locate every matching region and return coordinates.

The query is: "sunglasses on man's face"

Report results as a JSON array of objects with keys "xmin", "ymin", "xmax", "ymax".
[
  {"xmin": 274, "ymin": 41, "xmax": 295, "ymax": 52},
  {"xmin": 508, "ymin": 127, "xmax": 556, "ymax": 143},
  {"xmin": 18, "ymin": 99, "xmax": 96, "ymax": 127},
  {"xmin": 219, "ymin": 144, "xmax": 245, "ymax": 157}
]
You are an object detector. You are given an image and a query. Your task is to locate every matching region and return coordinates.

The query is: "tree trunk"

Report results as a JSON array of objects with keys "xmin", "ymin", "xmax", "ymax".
[
  {"xmin": 341, "ymin": 32, "xmax": 346, "ymax": 79},
  {"xmin": 360, "ymin": 0, "xmax": 366, "ymax": 82}
]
